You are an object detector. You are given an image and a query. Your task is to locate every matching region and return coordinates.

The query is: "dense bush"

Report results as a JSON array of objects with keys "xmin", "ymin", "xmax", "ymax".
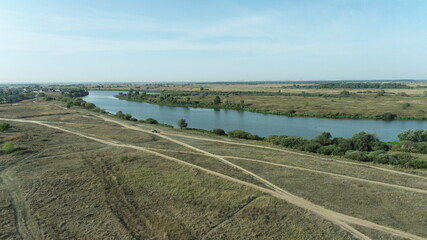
[
  {"xmin": 317, "ymin": 145, "xmax": 336, "ymax": 155},
  {"xmin": 398, "ymin": 129, "xmax": 427, "ymax": 142},
  {"xmin": 267, "ymin": 131, "xmax": 388, "ymax": 158},
  {"xmin": 303, "ymin": 142, "xmax": 321, "ymax": 153},
  {"xmin": 314, "ymin": 132, "xmax": 332, "ymax": 146},
  {"xmin": 266, "ymin": 135, "xmax": 308, "ymax": 148},
  {"xmin": 345, "ymin": 150, "xmax": 370, "ymax": 162},
  {"xmin": 211, "ymin": 128, "xmax": 226, "ymax": 136},
  {"xmin": 84, "ymin": 102, "xmax": 96, "ymax": 109},
  {"xmin": 228, "ymin": 130, "xmax": 262, "ymax": 140},
  {"xmin": 351, "ymin": 132, "xmax": 388, "ymax": 151},
  {"xmin": 115, "ymin": 111, "xmax": 134, "ymax": 121},
  {"xmin": 145, "ymin": 118, "xmax": 158, "ymax": 124},
  {"xmin": 393, "ymin": 129, "xmax": 427, "ymax": 154},
  {"xmin": 375, "ymin": 112, "xmax": 397, "ymax": 121}
]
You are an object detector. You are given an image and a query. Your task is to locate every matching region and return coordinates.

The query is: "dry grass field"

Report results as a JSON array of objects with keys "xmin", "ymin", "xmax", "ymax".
[
  {"xmin": 167, "ymin": 93, "xmax": 427, "ymax": 118},
  {"xmin": 105, "ymin": 82, "xmax": 427, "ymax": 118},
  {"xmin": 1, "ymin": 100, "xmax": 426, "ymax": 239}
]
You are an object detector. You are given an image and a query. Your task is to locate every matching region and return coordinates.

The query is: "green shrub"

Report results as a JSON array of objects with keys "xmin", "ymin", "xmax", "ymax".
[
  {"xmin": 314, "ymin": 132, "xmax": 332, "ymax": 146},
  {"xmin": 372, "ymin": 153, "xmax": 396, "ymax": 164},
  {"xmin": 398, "ymin": 129, "xmax": 427, "ymax": 142},
  {"xmin": 84, "ymin": 102, "xmax": 96, "ymax": 109},
  {"xmin": 303, "ymin": 142, "xmax": 321, "ymax": 153},
  {"xmin": 177, "ymin": 119, "xmax": 188, "ymax": 129},
  {"xmin": 345, "ymin": 150, "xmax": 370, "ymax": 162},
  {"xmin": 2, "ymin": 142, "xmax": 15, "ymax": 154},
  {"xmin": 145, "ymin": 118, "xmax": 158, "ymax": 124},
  {"xmin": 211, "ymin": 128, "xmax": 226, "ymax": 136},
  {"xmin": 331, "ymin": 146, "xmax": 345, "ymax": 156},
  {"xmin": 115, "ymin": 111, "xmax": 124, "ymax": 118},
  {"xmin": 0, "ymin": 122, "xmax": 11, "ymax": 132},
  {"xmin": 392, "ymin": 141, "xmax": 427, "ymax": 154},
  {"xmin": 123, "ymin": 114, "xmax": 132, "ymax": 120},
  {"xmin": 375, "ymin": 112, "xmax": 397, "ymax": 121},
  {"xmin": 407, "ymin": 159, "xmax": 427, "ymax": 169},
  {"xmin": 317, "ymin": 145, "xmax": 336, "ymax": 155},
  {"xmin": 228, "ymin": 130, "xmax": 261, "ymax": 140}
]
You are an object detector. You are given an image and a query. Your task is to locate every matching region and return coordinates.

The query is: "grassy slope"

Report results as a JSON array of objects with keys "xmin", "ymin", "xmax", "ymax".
[{"xmin": 0, "ymin": 100, "xmax": 426, "ymax": 239}]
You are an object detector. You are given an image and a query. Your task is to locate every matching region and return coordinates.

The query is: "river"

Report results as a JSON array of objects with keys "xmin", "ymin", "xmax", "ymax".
[{"xmin": 83, "ymin": 91, "xmax": 427, "ymax": 141}]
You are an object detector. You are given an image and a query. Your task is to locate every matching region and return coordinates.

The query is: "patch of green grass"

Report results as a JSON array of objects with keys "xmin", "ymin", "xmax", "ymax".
[{"xmin": 2, "ymin": 142, "xmax": 15, "ymax": 154}]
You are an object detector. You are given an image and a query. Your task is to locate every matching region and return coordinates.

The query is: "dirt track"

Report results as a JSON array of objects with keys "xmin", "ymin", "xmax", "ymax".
[
  {"xmin": 1, "ymin": 116, "xmax": 425, "ymax": 240},
  {"xmin": 163, "ymin": 131, "xmax": 427, "ymax": 181}
]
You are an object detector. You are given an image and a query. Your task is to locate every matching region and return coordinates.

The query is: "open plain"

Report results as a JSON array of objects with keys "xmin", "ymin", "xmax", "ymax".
[{"xmin": 1, "ymin": 100, "xmax": 427, "ymax": 239}]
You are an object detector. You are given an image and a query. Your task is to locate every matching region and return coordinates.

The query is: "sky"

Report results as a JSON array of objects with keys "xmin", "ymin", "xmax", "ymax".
[{"xmin": 0, "ymin": 0, "xmax": 426, "ymax": 83}]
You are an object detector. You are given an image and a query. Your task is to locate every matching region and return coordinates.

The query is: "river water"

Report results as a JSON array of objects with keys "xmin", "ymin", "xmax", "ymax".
[{"xmin": 83, "ymin": 91, "xmax": 427, "ymax": 141}]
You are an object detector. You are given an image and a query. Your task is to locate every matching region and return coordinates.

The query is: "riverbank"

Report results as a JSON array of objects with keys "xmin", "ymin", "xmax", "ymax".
[{"xmin": 115, "ymin": 93, "xmax": 427, "ymax": 121}]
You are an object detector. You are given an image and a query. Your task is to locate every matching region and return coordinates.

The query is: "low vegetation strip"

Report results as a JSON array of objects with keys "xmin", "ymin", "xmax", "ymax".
[{"xmin": 224, "ymin": 156, "xmax": 427, "ymax": 194}]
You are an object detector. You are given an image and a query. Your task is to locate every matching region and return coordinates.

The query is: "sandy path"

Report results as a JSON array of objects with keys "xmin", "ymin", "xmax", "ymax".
[{"xmin": 2, "ymin": 117, "xmax": 426, "ymax": 240}]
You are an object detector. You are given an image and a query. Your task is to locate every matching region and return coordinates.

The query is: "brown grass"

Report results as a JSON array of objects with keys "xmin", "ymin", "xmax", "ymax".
[{"xmin": 1, "ymin": 100, "xmax": 426, "ymax": 239}]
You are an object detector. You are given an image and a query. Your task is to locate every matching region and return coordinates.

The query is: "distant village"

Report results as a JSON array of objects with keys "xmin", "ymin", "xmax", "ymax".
[{"xmin": 0, "ymin": 85, "xmax": 68, "ymax": 103}]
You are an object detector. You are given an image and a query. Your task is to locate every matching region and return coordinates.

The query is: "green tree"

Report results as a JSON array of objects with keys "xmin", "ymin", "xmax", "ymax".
[
  {"xmin": 314, "ymin": 132, "xmax": 332, "ymax": 146},
  {"xmin": 351, "ymin": 132, "xmax": 380, "ymax": 152},
  {"xmin": 177, "ymin": 119, "xmax": 188, "ymax": 129},
  {"xmin": 2, "ymin": 142, "xmax": 15, "ymax": 154},
  {"xmin": 213, "ymin": 96, "xmax": 221, "ymax": 105}
]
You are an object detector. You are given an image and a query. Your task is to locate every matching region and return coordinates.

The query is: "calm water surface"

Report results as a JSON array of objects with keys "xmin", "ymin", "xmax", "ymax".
[{"xmin": 83, "ymin": 91, "xmax": 427, "ymax": 141}]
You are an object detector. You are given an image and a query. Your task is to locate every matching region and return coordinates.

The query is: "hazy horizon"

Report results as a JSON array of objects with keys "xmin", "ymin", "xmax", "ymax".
[{"xmin": 1, "ymin": 0, "xmax": 427, "ymax": 83}]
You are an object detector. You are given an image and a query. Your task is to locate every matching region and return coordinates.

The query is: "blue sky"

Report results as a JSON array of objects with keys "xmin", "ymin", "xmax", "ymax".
[{"xmin": 1, "ymin": 0, "xmax": 426, "ymax": 83}]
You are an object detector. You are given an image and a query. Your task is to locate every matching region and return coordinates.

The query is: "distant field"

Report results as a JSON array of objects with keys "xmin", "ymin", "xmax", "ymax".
[
  {"xmin": 1, "ymin": 100, "xmax": 427, "ymax": 239},
  {"xmin": 87, "ymin": 81, "xmax": 427, "ymax": 95},
  {"xmin": 106, "ymin": 81, "xmax": 427, "ymax": 119},
  {"xmin": 165, "ymin": 93, "xmax": 427, "ymax": 118}
]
